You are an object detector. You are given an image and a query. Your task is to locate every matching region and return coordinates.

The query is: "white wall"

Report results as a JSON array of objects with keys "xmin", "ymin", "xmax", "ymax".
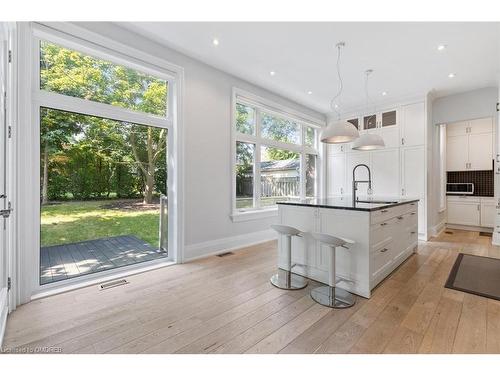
[
  {"xmin": 433, "ymin": 87, "xmax": 498, "ymax": 125},
  {"xmin": 72, "ymin": 22, "xmax": 325, "ymax": 259}
]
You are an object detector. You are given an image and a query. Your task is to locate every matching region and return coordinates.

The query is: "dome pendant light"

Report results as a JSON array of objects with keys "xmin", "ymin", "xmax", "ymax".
[
  {"xmin": 352, "ymin": 69, "xmax": 385, "ymax": 151},
  {"xmin": 320, "ymin": 42, "xmax": 360, "ymax": 144}
]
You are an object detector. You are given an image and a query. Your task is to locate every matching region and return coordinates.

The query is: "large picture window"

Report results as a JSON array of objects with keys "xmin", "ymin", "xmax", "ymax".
[
  {"xmin": 33, "ymin": 28, "xmax": 177, "ymax": 288},
  {"xmin": 233, "ymin": 90, "xmax": 321, "ymax": 217}
]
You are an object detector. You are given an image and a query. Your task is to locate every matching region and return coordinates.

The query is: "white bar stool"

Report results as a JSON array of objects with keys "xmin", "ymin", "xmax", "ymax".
[
  {"xmin": 270, "ymin": 224, "xmax": 308, "ymax": 290},
  {"xmin": 310, "ymin": 232, "xmax": 356, "ymax": 308}
]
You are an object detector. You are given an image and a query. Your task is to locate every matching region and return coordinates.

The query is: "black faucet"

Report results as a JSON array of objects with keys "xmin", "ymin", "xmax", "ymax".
[{"xmin": 352, "ymin": 164, "xmax": 372, "ymax": 205}]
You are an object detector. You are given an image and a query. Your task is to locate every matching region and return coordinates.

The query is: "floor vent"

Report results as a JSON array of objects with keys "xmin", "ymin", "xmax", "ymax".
[
  {"xmin": 217, "ymin": 252, "xmax": 234, "ymax": 257},
  {"xmin": 100, "ymin": 279, "xmax": 129, "ymax": 290},
  {"xmin": 479, "ymin": 232, "xmax": 493, "ymax": 237},
  {"xmin": 445, "ymin": 230, "xmax": 454, "ymax": 234}
]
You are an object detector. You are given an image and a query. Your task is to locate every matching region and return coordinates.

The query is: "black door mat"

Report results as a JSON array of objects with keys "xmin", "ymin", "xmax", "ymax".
[{"xmin": 445, "ymin": 253, "xmax": 500, "ymax": 301}]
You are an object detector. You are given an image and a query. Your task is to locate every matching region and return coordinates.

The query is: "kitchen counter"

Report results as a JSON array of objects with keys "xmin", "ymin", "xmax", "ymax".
[
  {"xmin": 277, "ymin": 196, "xmax": 420, "ymax": 212},
  {"xmin": 277, "ymin": 198, "xmax": 419, "ymax": 298}
]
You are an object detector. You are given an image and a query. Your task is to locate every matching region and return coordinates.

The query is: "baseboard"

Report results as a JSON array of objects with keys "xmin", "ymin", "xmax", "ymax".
[
  {"xmin": 446, "ymin": 223, "xmax": 493, "ymax": 233},
  {"xmin": 428, "ymin": 220, "xmax": 446, "ymax": 238},
  {"xmin": 183, "ymin": 229, "xmax": 278, "ymax": 261}
]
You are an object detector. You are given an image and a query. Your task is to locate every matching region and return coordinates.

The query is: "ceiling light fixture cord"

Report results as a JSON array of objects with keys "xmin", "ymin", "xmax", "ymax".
[
  {"xmin": 330, "ymin": 42, "xmax": 344, "ymax": 120},
  {"xmin": 365, "ymin": 69, "xmax": 376, "ymax": 124}
]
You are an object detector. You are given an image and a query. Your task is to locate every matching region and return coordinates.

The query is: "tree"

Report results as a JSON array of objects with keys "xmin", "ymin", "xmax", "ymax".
[{"xmin": 40, "ymin": 41, "xmax": 168, "ymax": 204}]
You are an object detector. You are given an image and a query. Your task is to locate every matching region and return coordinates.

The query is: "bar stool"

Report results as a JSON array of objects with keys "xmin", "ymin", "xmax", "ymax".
[
  {"xmin": 310, "ymin": 232, "xmax": 356, "ymax": 308},
  {"xmin": 270, "ymin": 224, "xmax": 308, "ymax": 290}
]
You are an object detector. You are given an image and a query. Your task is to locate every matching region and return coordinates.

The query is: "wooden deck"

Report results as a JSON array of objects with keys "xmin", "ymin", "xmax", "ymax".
[
  {"xmin": 4, "ymin": 229, "xmax": 500, "ymax": 353},
  {"xmin": 40, "ymin": 235, "xmax": 168, "ymax": 285}
]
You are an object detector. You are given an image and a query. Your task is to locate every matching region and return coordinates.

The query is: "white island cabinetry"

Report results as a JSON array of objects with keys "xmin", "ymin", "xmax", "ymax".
[{"xmin": 277, "ymin": 199, "xmax": 418, "ymax": 298}]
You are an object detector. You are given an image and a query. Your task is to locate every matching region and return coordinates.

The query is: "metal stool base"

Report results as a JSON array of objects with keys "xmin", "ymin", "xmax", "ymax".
[
  {"xmin": 310, "ymin": 286, "xmax": 356, "ymax": 308},
  {"xmin": 270, "ymin": 269, "xmax": 308, "ymax": 290}
]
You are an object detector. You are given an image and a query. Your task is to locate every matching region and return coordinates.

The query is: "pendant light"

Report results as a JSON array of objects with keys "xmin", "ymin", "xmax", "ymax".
[
  {"xmin": 352, "ymin": 69, "xmax": 385, "ymax": 151},
  {"xmin": 320, "ymin": 42, "xmax": 360, "ymax": 144}
]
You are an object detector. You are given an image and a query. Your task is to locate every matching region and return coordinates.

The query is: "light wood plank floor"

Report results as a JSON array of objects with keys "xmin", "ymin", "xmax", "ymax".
[{"xmin": 3, "ymin": 229, "xmax": 500, "ymax": 354}]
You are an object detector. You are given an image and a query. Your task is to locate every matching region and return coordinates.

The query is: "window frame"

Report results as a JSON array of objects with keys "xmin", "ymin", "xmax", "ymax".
[
  {"xmin": 231, "ymin": 88, "xmax": 323, "ymax": 221},
  {"xmin": 16, "ymin": 22, "xmax": 184, "ymax": 300}
]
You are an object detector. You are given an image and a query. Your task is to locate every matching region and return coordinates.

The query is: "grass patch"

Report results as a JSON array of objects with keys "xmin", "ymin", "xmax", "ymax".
[{"xmin": 41, "ymin": 200, "xmax": 160, "ymax": 247}]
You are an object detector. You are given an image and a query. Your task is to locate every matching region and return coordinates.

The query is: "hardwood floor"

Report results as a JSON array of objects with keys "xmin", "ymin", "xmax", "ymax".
[{"xmin": 3, "ymin": 229, "xmax": 500, "ymax": 354}]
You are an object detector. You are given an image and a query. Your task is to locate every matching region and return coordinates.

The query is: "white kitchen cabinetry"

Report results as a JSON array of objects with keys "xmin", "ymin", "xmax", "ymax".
[
  {"xmin": 328, "ymin": 143, "xmax": 347, "ymax": 155},
  {"xmin": 278, "ymin": 201, "xmax": 418, "ymax": 298},
  {"xmin": 447, "ymin": 196, "xmax": 496, "ymax": 228},
  {"xmin": 401, "ymin": 102, "xmax": 425, "ymax": 147},
  {"xmin": 481, "ymin": 198, "xmax": 496, "ymax": 228},
  {"xmin": 469, "ymin": 133, "xmax": 493, "ymax": 170},
  {"xmin": 446, "ymin": 135, "xmax": 469, "ymax": 171},
  {"xmin": 371, "ymin": 149, "xmax": 400, "ymax": 196},
  {"xmin": 327, "ymin": 154, "xmax": 346, "ymax": 196},
  {"xmin": 446, "ymin": 117, "xmax": 493, "ymax": 171},
  {"xmin": 447, "ymin": 196, "xmax": 481, "ymax": 226},
  {"xmin": 346, "ymin": 152, "xmax": 371, "ymax": 196},
  {"xmin": 401, "ymin": 146, "xmax": 426, "ymax": 234}
]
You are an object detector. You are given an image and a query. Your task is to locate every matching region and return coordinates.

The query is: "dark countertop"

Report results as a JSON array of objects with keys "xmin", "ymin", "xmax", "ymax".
[{"xmin": 277, "ymin": 196, "xmax": 420, "ymax": 212}]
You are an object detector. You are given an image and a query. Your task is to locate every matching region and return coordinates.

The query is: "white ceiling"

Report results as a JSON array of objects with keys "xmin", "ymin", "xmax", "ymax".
[{"xmin": 120, "ymin": 22, "xmax": 500, "ymax": 114}]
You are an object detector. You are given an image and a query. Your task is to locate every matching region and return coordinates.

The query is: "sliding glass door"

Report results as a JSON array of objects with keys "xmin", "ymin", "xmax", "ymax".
[{"xmin": 39, "ymin": 108, "xmax": 169, "ymax": 284}]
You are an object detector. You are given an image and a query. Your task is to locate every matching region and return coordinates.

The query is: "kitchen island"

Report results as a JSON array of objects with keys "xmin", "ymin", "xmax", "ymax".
[{"xmin": 276, "ymin": 197, "xmax": 419, "ymax": 298}]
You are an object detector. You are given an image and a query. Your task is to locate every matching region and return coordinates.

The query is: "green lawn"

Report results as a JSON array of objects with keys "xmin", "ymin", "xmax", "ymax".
[{"xmin": 41, "ymin": 200, "xmax": 160, "ymax": 247}]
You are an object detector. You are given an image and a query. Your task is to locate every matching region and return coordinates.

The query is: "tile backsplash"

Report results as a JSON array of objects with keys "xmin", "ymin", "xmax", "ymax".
[{"xmin": 447, "ymin": 170, "xmax": 494, "ymax": 197}]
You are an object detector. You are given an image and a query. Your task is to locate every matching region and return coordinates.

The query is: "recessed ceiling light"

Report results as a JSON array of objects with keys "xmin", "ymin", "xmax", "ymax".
[
  {"xmin": 437, "ymin": 44, "xmax": 446, "ymax": 51},
  {"xmin": 448, "ymin": 73, "xmax": 456, "ymax": 78},
  {"xmin": 212, "ymin": 38, "xmax": 219, "ymax": 46},
  {"xmin": 270, "ymin": 71, "xmax": 276, "ymax": 76},
  {"xmin": 382, "ymin": 91, "xmax": 387, "ymax": 96},
  {"xmin": 334, "ymin": 104, "xmax": 339, "ymax": 109},
  {"xmin": 307, "ymin": 91, "xmax": 313, "ymax": 95}
]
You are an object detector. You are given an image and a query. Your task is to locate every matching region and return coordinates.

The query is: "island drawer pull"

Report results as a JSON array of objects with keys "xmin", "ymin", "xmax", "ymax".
[
  {"xmin": 397, "ymin": 216, "xmax": 403, "ymax": 220},
  {"xmin": 381, "ymin": 209, "xmax": 389, "ymax": 213},
  {"xmin": 380, "ymin": 248, "xmax": 389, "ymax": 253},
  {"xmin": 410, "ymin": 212, "xmax": 416, "ymax": 215},
  {"xmin": 380, "ymin": 222, "xmax": 388, "ymax": 226},
  {"xmin": 410, "ymin": 231, "xmax": 416, "ymax": 234}
]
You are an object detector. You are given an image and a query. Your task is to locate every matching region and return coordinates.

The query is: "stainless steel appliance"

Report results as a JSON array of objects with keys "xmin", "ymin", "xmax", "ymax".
[{"xmin": 446, "ymin": 182, "xmax": 474, "ymax": 195}]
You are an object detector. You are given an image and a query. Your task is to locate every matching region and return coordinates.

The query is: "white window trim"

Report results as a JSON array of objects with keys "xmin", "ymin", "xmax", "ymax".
[
  {"xmin": 15, "ymin": 22, "xmax": 185, "ymax": 304},
  {"xmin": 231, "ymin": 88, "xmax": 324, "ymax": 221}
]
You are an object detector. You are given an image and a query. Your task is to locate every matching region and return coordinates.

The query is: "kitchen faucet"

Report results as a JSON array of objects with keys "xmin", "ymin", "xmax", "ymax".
[{"xmin": 352, "ymin": 164, "xmax": 372, "ymax": 205}]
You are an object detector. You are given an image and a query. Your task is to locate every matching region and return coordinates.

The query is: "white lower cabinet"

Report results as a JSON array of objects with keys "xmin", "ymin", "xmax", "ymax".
[
  {"xmin": 446, "ymin": 196, "xmax": 481, "ymax": 226},
  {"xmin": 481, "ymin": 198, "xmax": 496, "ymax": 228}
]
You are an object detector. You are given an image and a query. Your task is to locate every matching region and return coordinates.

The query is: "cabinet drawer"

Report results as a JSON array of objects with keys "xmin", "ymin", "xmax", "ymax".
[
  {"xmin": 371, "ymin": 238, "xmax": 393, "ymax": 278},
  {"xmin": 370, "ymin": 204, "xmax": 408, "ymax": 225},
  {"xmin": 371, "ymin": 217, "xmax": 398, "ymax": 246}
]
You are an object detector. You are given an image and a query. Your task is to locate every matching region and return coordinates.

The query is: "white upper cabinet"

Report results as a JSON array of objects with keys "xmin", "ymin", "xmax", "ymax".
[
  {"xmin": 446, "ymin": 134, "xmax": 469, "ymax": 171},
  {"xmin": 371, "ymin": 149, "xmax": 400, "ymax": 196},
  {"xmin": 401, "ymin": 102, "xmax": 425, "ymax": 147},
  {"xmin": 446, "ymin": 117, "xmax": 493, "ymax": 171},
  {"xmin": 469, "ymin": 117, "xmax": 493, "ymax": 134},
  {"xmin": 446, "ymin": 121, "xmax": 469, "ymax": 137},
  {"xmin": 328, "ymin": 143, "xmax": 347, "ymax": 155},
  {"xmin": 469, "ymin": 133, "xmax": 493, "ymax": 170}
]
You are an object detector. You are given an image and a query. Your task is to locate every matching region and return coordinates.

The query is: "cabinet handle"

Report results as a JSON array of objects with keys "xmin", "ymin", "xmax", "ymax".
[
  {"xmin": 402, "ymin": 188, "xmax": 405, "ymax": 196},
  {"xmin": 397, "ymin": 216, "xmax": 403, "ymax": 220},
  {"xmin": 380, "ymin": 222, "xmax": 388, "ymax": 226},
  {"xmin": 380, "ymin": 248, "xmax": 389, "ymax": 253},
  {"xmin": 401, "ymin": 137, "xmax": 405, "ymax": 145},
  {"xmin": 410, "ymin": 203, "xmax": 416, "ymax": 206},
  {"xmin": 410, "ymin": 212, "xmax": 416, "ymax": 215},
  {"xmin": 477, "ymin": 204, "xmax": 480, "ymax": 211},
  {"xmin": 340, "ymin": 187, "xmax": 343, "ymax": 194},
  {"xmin": 381, "ymin": 210, "xmax": 389, "ymax": 213},
  {"xmin": 410, "ymin": 231, "xmax": 416, "ymax": 234}
]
